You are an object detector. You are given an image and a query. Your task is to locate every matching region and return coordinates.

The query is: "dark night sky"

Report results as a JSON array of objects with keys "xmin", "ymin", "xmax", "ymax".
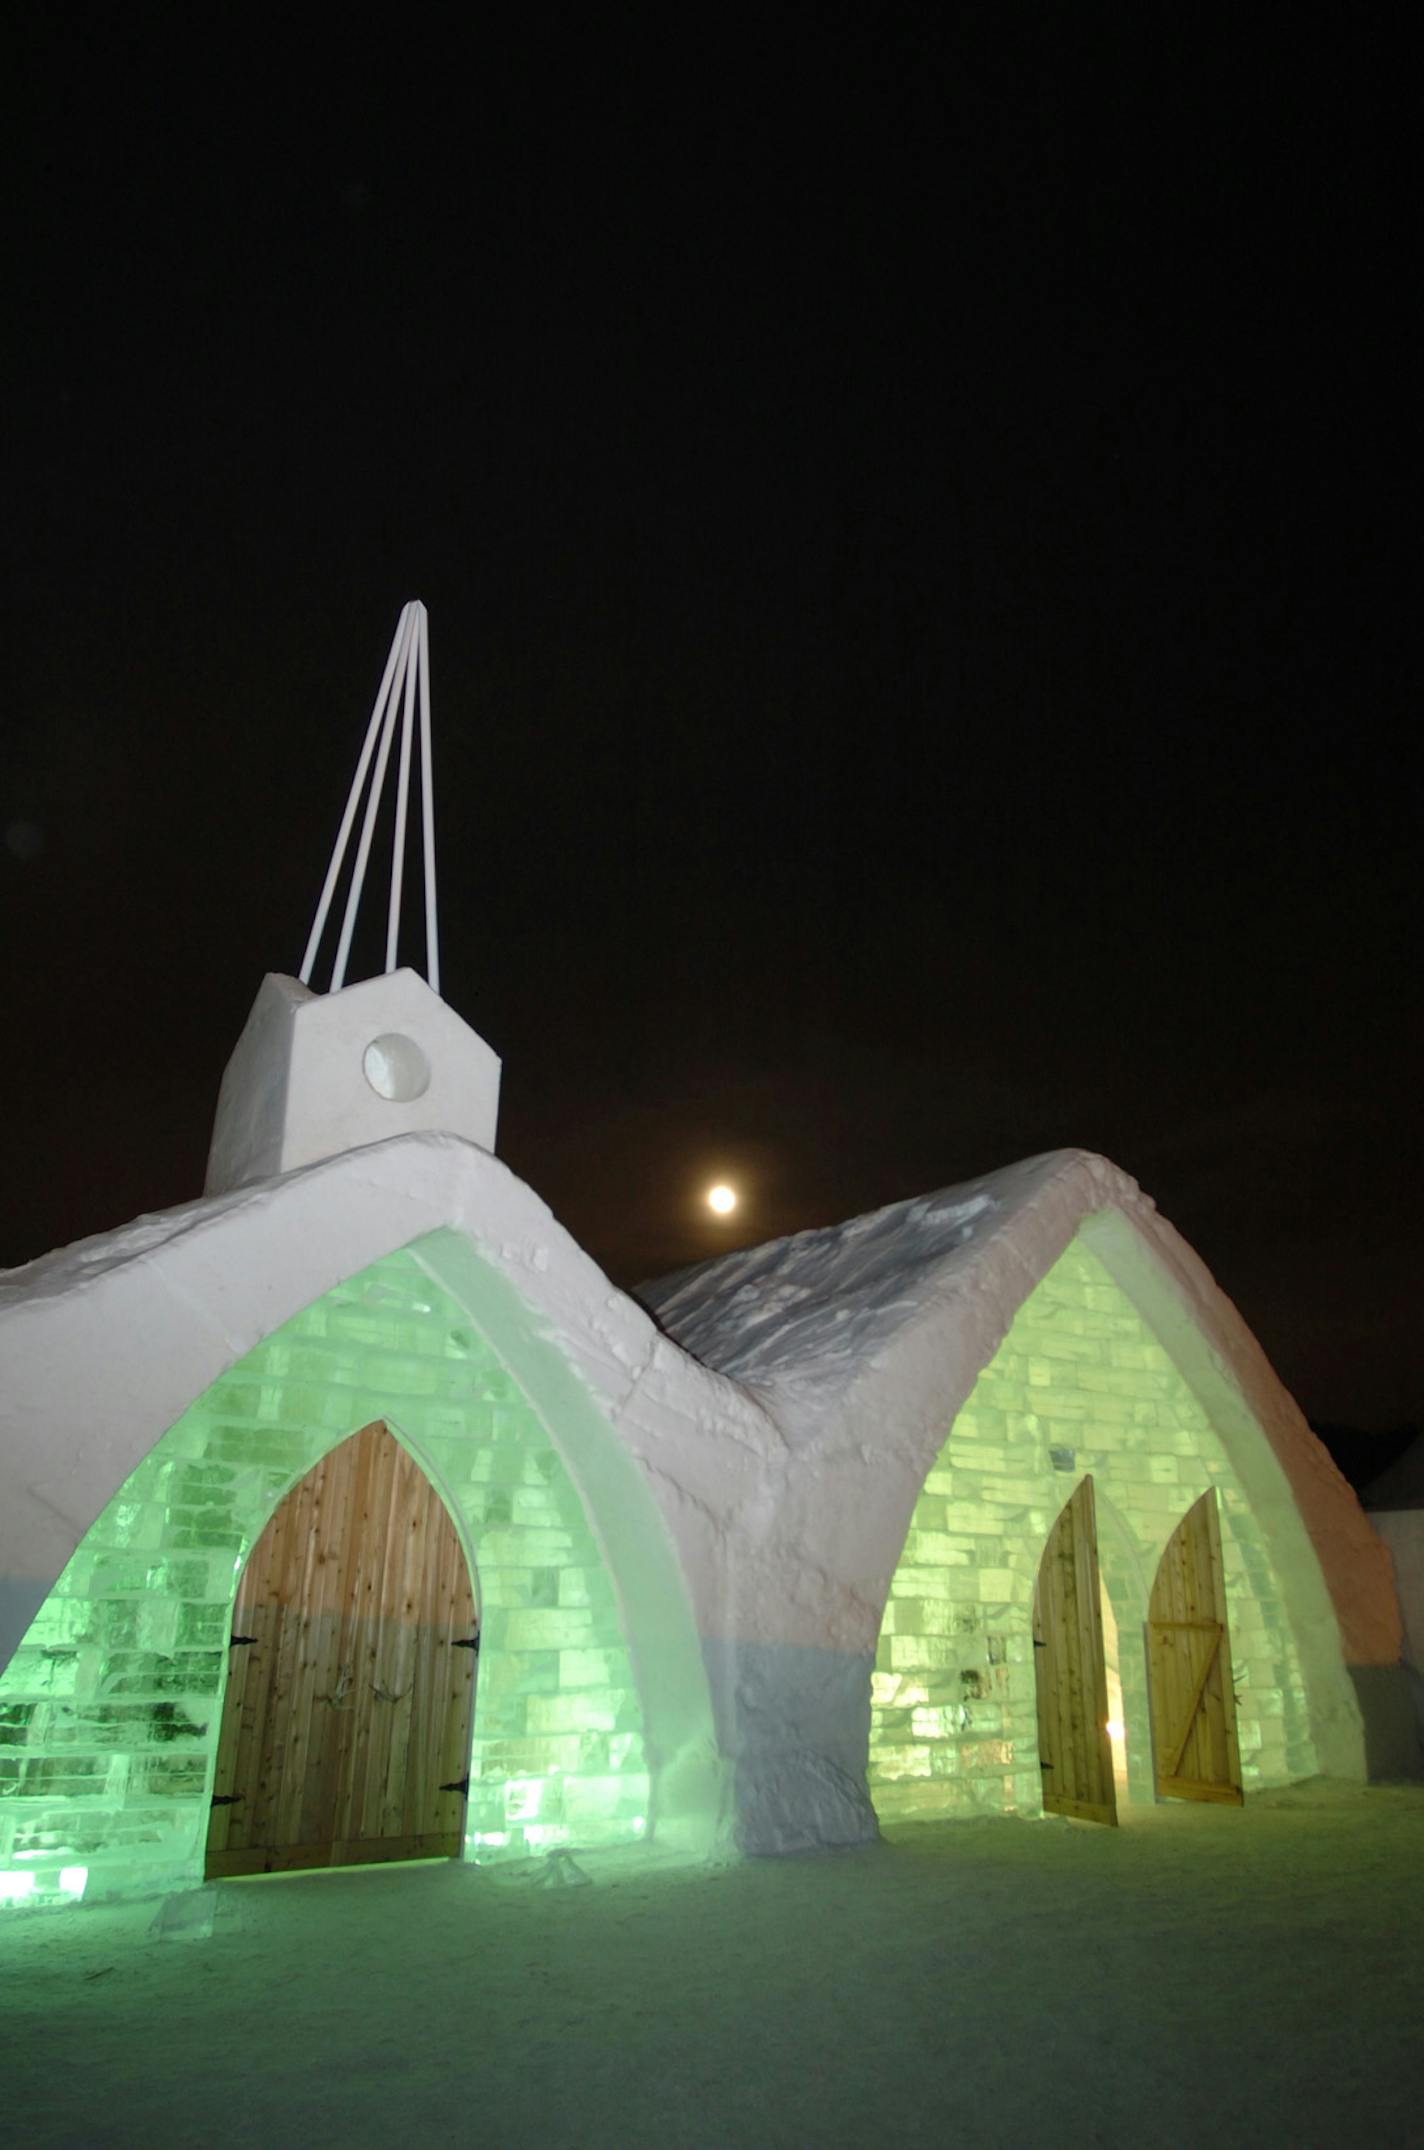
[{"xmin": 3, "ymin": 16, "xmax": 1416, "ymax": 1445}]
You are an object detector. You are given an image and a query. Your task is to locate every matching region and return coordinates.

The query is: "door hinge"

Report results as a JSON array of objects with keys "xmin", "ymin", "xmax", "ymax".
[
  {"xmin": 1032, "ymin": 1638, "xmax": 1047, "ymax": 1649},
  {"xmin": 1039, "ymin": 1761, "xmax": 1054, "ymax": 1771},
  {"xmin": 451, "ymin": 1635, "xmax": 480, "ymax": 1654},
  {"xmin": 230, "ymin": 1634, "xmax": 259, "ymax": 1648},
  {"xmin": 210, "ymin": 1792, "xmax": 244, "ymax": 1807},
  {"xmin": 439, "ymin": 1774, "xmax": 471, "ymax": 1797}
]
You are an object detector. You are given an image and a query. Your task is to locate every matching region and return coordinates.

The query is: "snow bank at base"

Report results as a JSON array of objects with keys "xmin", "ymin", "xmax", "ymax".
[{"xmin": 3, "ymin": 1785, "xmax": 1422, "ymax": 2148}]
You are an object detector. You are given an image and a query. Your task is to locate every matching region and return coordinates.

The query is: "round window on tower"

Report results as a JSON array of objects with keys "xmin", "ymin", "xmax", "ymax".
[{"xmin": 362, "ymin": 1032, "xmax": 431, "ymax": 1102}]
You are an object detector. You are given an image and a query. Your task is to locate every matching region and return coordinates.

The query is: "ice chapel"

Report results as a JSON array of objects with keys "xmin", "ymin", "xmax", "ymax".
[{"xmin": 0, "ymin": 606, "xmax": 1410, "ymax": 1914}]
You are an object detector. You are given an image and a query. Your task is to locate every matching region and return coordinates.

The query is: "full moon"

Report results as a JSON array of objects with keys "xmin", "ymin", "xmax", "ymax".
[{"xmin": 706, "ymin": 1183, "xmax": 737, "ymax": 1215}]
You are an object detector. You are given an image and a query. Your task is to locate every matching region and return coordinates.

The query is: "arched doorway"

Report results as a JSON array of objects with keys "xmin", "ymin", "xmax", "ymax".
[
  {"xmin": 1032, "ymin": 1476, "xmax": 1118, "ymax": 1826},
  {"xmin": 1147, "ymin": 1488, "xmax": 1244, "ymax": 1805},
  {"xmin": 0, "ymin": 1239, "xmax": 719, "ymax": 1909},
  {"xmin": 206, "ymin": 1421, "xmax": 478, "ymax": 1876}
]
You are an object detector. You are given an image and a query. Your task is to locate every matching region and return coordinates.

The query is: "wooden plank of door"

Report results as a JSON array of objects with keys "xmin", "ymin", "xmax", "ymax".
[
  {"xmin": 1149, "ymin": 1489, "xmax": 1243, "ymax": 1805},
  {"xmin": 301, "ymin": 1431, "xmax": 363, "ymax": 1851},
  {"xmin": 1057, "ymin": 1486, "xmax": 1086, "ymax": 1807},
  {"xmin": 378, "ymin": 1442, "xmax": 427, "ymax": 1842},
  {"xmin": 208, "ymin": 1528, "xmax": 275, "ymax": 1858},
  {"xmin": 1172, "ymin": 1494, "xmax": 1204, "ymax": 1786},
  {"xmin": 1062, "ymin": 1484, "xmax": 1090, "ymax": 1809},
  {"xmin": 344, "ymin": 1423, "xmax": 397, "ymax": 1848},
  {"xmin": 1036, "ymin": 1573, "xmax": 1058, "ymax": 1806},
  {"xmin": 1051, "ymin": 1497, "xmax": 1079, "ymax": 1812},
  {"xmin": 1070, "ymin": 1478, "xmax": 1115, "ymax": 1820},
  {"xmin": 328, "ymin": 1423, "xmax": 380, "ymax": 1846},
  {"xmin": 208, "ymin": 1830, "xmax": 466, "ymax": 1879},
  {"xmin": 1048, "ymin": 1497, "xmax": 1076, "ymax": 1809},
  {"xmin": 267, "ymin": 1456, "xmax": 324, "ymax": 1853},
  {"xmin": 1162, "ymin": 1627, "xmax": 1222, "ymax": 1778},
  {"xmin": 1036, "ymin": 1477, "xmax": 1115, "ymax": 1825},
  {"xmin": 233, "ymin": 1482, "xmax": 298, "ymax": 1855},
  {"xmin": 1199, "ymin": 1490, "xmax": 1241, "ymax": 1796},
  {"xmin": 1150, "ymin": 1496, "xmax": 1190, "ymax": 1795},
  {"xmin": 214, "ymin": 1466, "xmax": 296, "ymax": 1859},
  {"xmin": 374, "ymin": 1427, "xmax": 418, "ymax": 1842},
  {"xmin": 1031, "ymin": 1505, "xmax": 1067, "ymax": 1819},
  {"xmin": 283, "ymin": 1427, "xmax": 348, "ymax": 1849}
]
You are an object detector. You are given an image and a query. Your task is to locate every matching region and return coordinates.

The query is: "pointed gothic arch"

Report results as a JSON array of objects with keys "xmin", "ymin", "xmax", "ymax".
[
  {"xmin": 0, "ymin": 1238, "xmax": 720, "ymax": 1902},
  {"xmin": 866, "ymin": 1228, "xmax": 1334, "ymax": 1825},
  {"xmin": 206, "ymin": 1419, "xmax": 480, "ymax": 1874}
]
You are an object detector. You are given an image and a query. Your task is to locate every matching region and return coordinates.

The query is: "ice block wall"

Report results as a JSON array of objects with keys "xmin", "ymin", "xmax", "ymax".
[
  {"xmin": 868, "ymin": 1237, "xmax": 1317, "ymax": 1819},
  {"xmin": 0, "ymin": 1248, "xmax": 656, "ymax": 1907}
]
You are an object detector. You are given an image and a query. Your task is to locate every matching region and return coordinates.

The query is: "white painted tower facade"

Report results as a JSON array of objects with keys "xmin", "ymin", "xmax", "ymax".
[{"xmin": 205, "ymin": 600, "xmax": 501, "ymax": 1194}]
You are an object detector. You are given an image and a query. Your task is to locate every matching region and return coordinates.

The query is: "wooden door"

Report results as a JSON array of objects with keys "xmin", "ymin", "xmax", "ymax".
[
  {"xmin": 206, "ymin": 1421, "xmax": 478, "ymax": 1876},
  {"xmin": 1033, "ymin": 1475, "xmax": 1118, "ymax": 1825},
  {"xmin": 1147, "ymin": 1488, "xmax": 1243, "ymax": 1805}
]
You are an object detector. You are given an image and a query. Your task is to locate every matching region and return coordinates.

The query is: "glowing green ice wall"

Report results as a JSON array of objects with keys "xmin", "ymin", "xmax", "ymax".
[
  {"xmin": 868, "ymin": 1237, "xmax": 1318, "ymax": 1821},
  {"xmin": 0, "ymin": 1246, "xmax": 653, "ymax": 1907}
]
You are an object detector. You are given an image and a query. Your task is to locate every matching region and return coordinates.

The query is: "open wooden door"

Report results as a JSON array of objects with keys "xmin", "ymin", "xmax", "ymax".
[
  {"xmin": 1033, "ymin": 1475, "xmax": 1117, "ymax": 1826},
  {"xmin": 207, "ymin": 1421, "xmax": 478, "ymax": 1876},
  {"xmin": 1147, "ymin": 1488, "xmax": 1243, "ymax": 1805}
]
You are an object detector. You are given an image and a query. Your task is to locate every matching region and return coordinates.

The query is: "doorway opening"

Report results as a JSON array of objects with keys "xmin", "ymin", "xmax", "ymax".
[
  {"xmin": 206, "ymin": 1421, "xmax": 477, "ymax": 1877},
  {"xmin": 1032, "ymin": 1475, "xmax": 1118, "ymax": 1826}
]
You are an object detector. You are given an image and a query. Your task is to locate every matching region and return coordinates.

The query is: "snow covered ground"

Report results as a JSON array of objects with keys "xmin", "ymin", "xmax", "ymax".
[{"xmin": 4, "ymin": 1781, "xmax": 1421, "ymax": 2148}]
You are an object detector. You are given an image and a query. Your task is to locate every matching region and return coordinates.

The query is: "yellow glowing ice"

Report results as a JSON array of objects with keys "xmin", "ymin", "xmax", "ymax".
[{"xmin": 707, "ymin": 1184, "xmax": 737, "ymax": 1215}]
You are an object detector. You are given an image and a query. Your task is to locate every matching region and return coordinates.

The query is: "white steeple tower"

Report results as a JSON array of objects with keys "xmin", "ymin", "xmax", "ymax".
[{"xmin": 205, "ymin": 602, "xmax": 501, "ymax": 1195}]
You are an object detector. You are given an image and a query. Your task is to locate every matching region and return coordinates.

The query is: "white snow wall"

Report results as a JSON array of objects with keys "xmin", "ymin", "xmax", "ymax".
[
  {"xmin": 869, "ymin": 1237, "xmax": 1324, "ymax": 1817},
  {"xmin": 0, "ymin": 1137, "xmax": 1406, "ymax": 1898},
  {"xmin": 0, "ymin": 1241, "xmax": 727, "ymax": 1902}
]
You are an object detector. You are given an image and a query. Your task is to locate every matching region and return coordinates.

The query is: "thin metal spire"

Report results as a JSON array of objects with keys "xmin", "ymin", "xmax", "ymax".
[{"xmin": 298, "ymin": 600, "xmax": 441, "ymax": 994}]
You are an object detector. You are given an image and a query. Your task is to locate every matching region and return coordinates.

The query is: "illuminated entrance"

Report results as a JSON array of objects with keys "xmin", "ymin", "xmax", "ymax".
[
  {"xmin": 207, "ymin": 1421, "xmax": 478, "ymax": 1876},
  {"xmin": 0, "ymin": 1243, "xmax": 665, "ymax": 1906},
  {"xmin": 867, "ymin": 1234, "xmax": 1319, "ymax": 1823}
]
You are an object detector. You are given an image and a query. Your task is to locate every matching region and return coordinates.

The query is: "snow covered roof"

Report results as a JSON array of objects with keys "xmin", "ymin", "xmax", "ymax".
[
  {"xmin": 637, "ymin": 1146, "xmax": 1400, "ymax": 1670},
  {"xmin": 637, "ymin": 1150, "xmax": 1073, "ymax": 1392},
  {"xmin": 0, "ymin": 1139, "xmax": 1401, "ymax": 1687},
  {"xmin": 0, "ymin": 1131, "xmax": 775, "ymax": 1672}
]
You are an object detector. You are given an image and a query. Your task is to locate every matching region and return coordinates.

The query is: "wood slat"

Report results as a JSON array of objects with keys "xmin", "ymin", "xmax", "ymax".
[
  {"xmin": 297, "ymin": 1435, "xmax": 359, "ymax": 1848},
  {"xmin": 323, "ymin": 1427, "xmax": 371, "ymax": 1847},
  {"xmin": 1147, "ymin": 1488, "xmax": 1244, "ymax": 1806},
  {"xmin": 206, "ymin": 1830, "xmax": 464, "ymax": 1879},
  {"xmin": 1034, "ymin": 1477, "xmax": 1117, "ymax": 1827}
]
